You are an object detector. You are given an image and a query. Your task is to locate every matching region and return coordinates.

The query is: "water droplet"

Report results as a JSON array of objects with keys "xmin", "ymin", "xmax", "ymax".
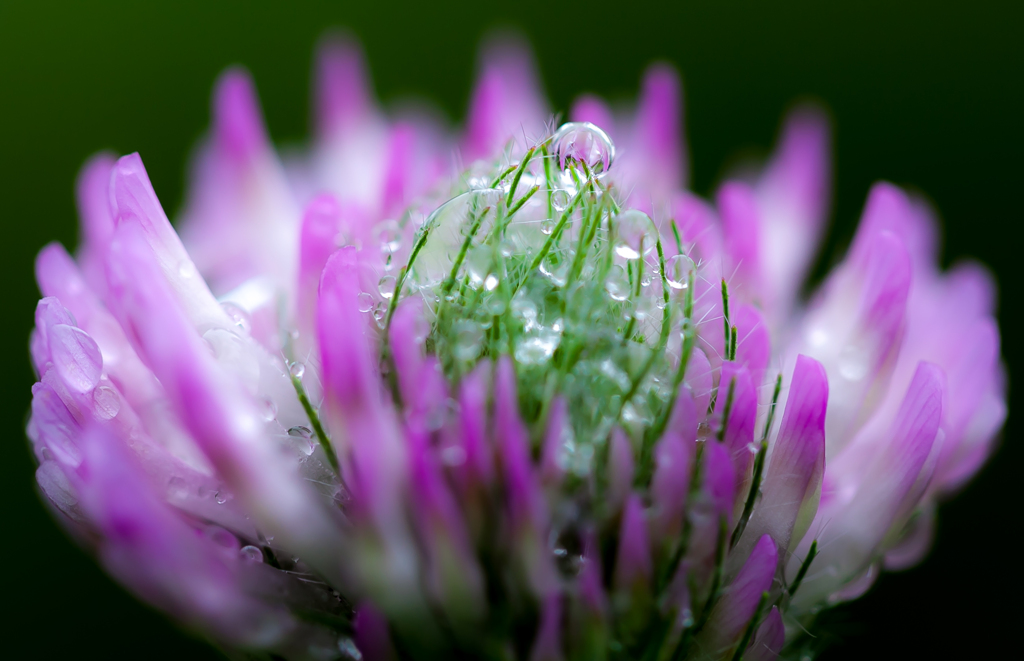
[
  {"xmin": 177, "ymin": 261, "xmax": 198, "ymax": 279},
  {"xmin": 289, "ymin": 425, "xmax": 313, "ymax": 439},
  {"xmin": 167, "ymin": 477, "xmax": 189, "ymax": 500},
  {"xmin": 551, "ymin": 189, "xmax": 571, "ymax": 212},
  {"xmin": 440, "ymin": 444, "xmax": 466, "ymax": 466},
  {"xmin": 338, "ymin": 637, "xmax": 364, "ymax": 661},
  {"xmin": 205, "ymin": 525, "xmax": 239, "ymax": 551},
  {"xmin": 289, "ymin": 362, "xmax": 305, "ymax": 379},
  {"xmin": 214, "ymin": 490, "xmax": 232, "ymax": 505},
  {"xmin": 484, "ymin": 273, "xmax": 499, "ymax": 291},
  {"xmin": 375, "ymin": 220, "xmax": 402, "ymax": 255},
  {"xmin": 357, "ymin": 292, "xmax": 375, "ymax": 313},
  {"xmin": 605, "ymin": 266, "xmax": 630, "ymax": 301},
  {"xmin": 613, "ymin": 210, "xmax": 657, "ymax": 260},
  {"xmin": 259, "ymin": 397, "xmax": 278, "ymax": 422},
  {"xmin": 376, "ymin": 275, "xmax": 397, "ymax": 300},
  {"xmin": 511, "ymin": 290, "xmax": 539, "ymax": 321},
  {"xmin": 412, "ymin": 189, "xmax": 503, "ymax": 287},
  {"xmin": 239, "ymin": 545, "xmax": 264, "ymax": 563},
  {"xmin": 484, "ymin": 295, "xmax": 506, "ymax": 316},
  {"xmin": 464, "ymin": 245, "xmax": 492, "ymax": 288},
  {"xmin": 515, "ymin": 324, "xmax": 562, "ymax": 365},
  {"xmin": 539, "ymin": 253, "xmax": 568, "ymax": 287},
  {"xmin": 452, "ymin": 320, "xmax": 484, "ymax": 362},
  {"xmin": 372, "ymin": 302, "xmax": 387, "ymax": 322},
  {"xmin": 92, "ymin": 385, "xmax": 120, "ymax": 420},
  {"xmin": 665, "ymin": 254, "xmax": 695, "ymax": 290},
  {"xmin": 221, "ymin": 302, "xmax": 252, "ymax": 333},
  {"xmin": 552, "ymin": 122, "xmax": 615, "ymax": 175},
  {"xmin": 838, "ymin": 344, "xmax": 870, "ymax": 381},
  {"xmin": 499, "ymin": 239, "xmax": 515, "ymax": 257}
]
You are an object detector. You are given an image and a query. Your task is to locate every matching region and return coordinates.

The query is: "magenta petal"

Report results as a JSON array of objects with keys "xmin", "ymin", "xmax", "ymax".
[
  {"xmin": 297, "ymin": 194, "xmax": 341, "ymax": 342},
  {"xmin": 107, "ymin": 221, "xmax": 345, "ymax": 582},
  {"xmin": 614, "ymin": 494, "xmax": 652, "ymax": 592},
  {"xmin": 650, "ymin": 393, "xmax": 695, "ymax": 548},
  {"xmin": 75, "ymin": 152, "xmax": 117, "ymax": 297},
  {"xmin": 354, "ymin": 604, "xmax": 397, "ymax": 661},
  {"xmin": 316, "ymin": 33, "xmax": 373, "ymax": 138},
  {"xmin": 529, "ymin": 592, "xmax": 564, "ymax": 661},
  {"xmin": 715, "ymin": 361, "xmax": 758, "ymax": 491},
  {"xmin": 717, "ymin": 181, "xmax": 762, "ymax": 293},
  {"xmin": 540, "ymin": 397, "xmax": 568, "ymax": 487},
  {"xmin": 494, "ymin": 357, "xmax": 540, "ymax": 529},
  {"xmin": 318, "ymin": 247, "xmax": 380, "ymax": 411},
  {"xmin": 607, "ymin": 427, "xmax": 635, "ymax": 513},
  {"xmin": 570, "ymin": 94, "xmax": 615, "ymax": 136},
  {"xmin": 457, "ymin": 361, "xmax": 495, "ymax": 489},
  {"xmin": 75, "ymin": 425, "xmax": 290, "ymax": 646},
  {"xmin": 633, "ymin": 63, "xmax": 686, "ymax": 194},
  {"xmin": 48, "ymin": 324, "xmax": 103, "ymax": 394},
  {"xmin": 745, "ymin": 605, "xmax": 784, "ymax": 661},
  {"xmin": 696, "ymin": 534, "xmax": 777, "ymax": 658},
  {"xmin": 213, "ymin": 68, "xmax": 271, "ymax": 164},
  {"xmin": 464, "ymin": 34, "xmax": 546, "ymax": 161},
  {"xmin": 733, "ymin": 355, "xmax": 827, "ymax": 569},
  {"xmin": 732, "ymin": 304, "xmax": 771, "ymax": 387},
  {"xmin": 796, "ymin": 362, "xmax": 944, "ymax": 608}
]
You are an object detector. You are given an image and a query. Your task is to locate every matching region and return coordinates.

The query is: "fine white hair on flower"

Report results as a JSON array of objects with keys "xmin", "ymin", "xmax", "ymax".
[{"xmin": 29, "ymin": 31, "xmax": 1005, "ymax": 661}]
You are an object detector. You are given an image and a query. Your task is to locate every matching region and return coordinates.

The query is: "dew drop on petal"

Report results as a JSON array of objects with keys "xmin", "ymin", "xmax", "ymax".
[
  {"xmin": 239, "ymin": 545, "xmax": 264, "ymax": 563},
  {"xmin": 259, "ymin": 397, "xmax": 278, "ymax": 422},
  {"xmin": 375, "ymin": 220, "xmax": 402, "ymax": 255},
  {"xmin": 221, "ymin": 302, "xmax": 252, "ymax": 333},
  {"xmin": 92, "ymin": 385, "xmax": 120, "ymax": 420},
  {"xmin": 357, "ymin": 292, "xmax": 375, "ymax": 313},
  {"xmin": 552, "ymin": 122, "xmax": 615, "ymax": 175},
  {"xmin": 378, "ymin": 275, "xmax": 397, "ymax": 299}
]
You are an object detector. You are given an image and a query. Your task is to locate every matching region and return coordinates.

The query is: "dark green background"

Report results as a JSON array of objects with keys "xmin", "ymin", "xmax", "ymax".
[{"xmin": 2, "ymin": 1, "xmax": 1020, "ymax": 658}]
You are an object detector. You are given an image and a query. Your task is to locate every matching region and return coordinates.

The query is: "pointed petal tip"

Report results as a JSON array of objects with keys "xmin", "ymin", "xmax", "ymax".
[
  {"xmin": 213, "ymin": 67, "xmax": 270, "ymax": 163},
  {"xmin": 316, "ymin": 31, "xmax": 372, "ymax": 136}
]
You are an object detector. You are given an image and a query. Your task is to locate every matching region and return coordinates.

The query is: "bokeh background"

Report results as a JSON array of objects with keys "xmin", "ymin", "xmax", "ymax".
[{"xmin": 2, "ymin": 1, "xmax": 1021, "ymax": 658}]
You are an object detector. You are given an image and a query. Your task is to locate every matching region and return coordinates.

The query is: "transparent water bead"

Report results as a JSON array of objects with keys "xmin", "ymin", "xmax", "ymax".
[
  {"xmin": 411, "ymin": 189, "xmax": 504, "ymax": 287},
  {"xmin": 452, "ymin": 320, "xmax": 485, "ymax": 362},
  {"xmin": 612, "ymin": 210, "xmax": 657, "ymax": 260},
  {"xmin": 221, "ymin": 302, "xmax": 252, "ymax": 333},
  {"xmin": 375, "ymin": 220, "xmax": 402, "ymax": 255},
  {"xmin": 515, "ymin": 323, "xmax": 562, "ymax": 365},
  {"xmin": 239, "ymin": 545, "xmax": 264, "ymax": 563},
  {"xmin": 378, "ymin": 275, "xmax": 397, "ymax": 299},
  {"xmin": 289, "ymin": 361, "xmax": 305, "ymax": 379},
  {"xmin": 605, "ymin": 265, "xmax": 631, "ymax": 301},
  {"xmin": 665, "ymin": 253, "xmax": 695, "ymax": 290},
  {"xmin": 552, "ymin": 122, "xmax": 615, "ymax": 175},
  {"xmin": 551, "ymin": 189, "xmax": 571, "ymax": 212}
]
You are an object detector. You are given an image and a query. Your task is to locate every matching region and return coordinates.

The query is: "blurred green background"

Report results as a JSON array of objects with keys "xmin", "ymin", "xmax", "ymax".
[{"xmin": 1, "ymin": 1, "xmax": 1020, "ymax": 658}]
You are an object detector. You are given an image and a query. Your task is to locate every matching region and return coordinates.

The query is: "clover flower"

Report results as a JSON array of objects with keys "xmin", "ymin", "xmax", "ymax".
[{"xmin": 28, "ymin": 34, "xmax": 1005, "ymax": 660}]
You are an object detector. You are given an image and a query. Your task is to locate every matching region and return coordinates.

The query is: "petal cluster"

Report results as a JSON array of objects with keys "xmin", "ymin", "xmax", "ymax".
[{"xmin": 28, "ymin": 33, "xmax": 1004, "ymax": 660}]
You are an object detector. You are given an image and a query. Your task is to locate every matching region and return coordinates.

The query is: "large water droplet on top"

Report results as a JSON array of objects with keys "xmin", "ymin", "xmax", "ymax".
[
  {"xmin": 410, "ymin": 189, "xmax": 504, "ymax": 288},
  {"xmin": 552, "ymin": 122, "xmax": 615, "ymax": 176}
]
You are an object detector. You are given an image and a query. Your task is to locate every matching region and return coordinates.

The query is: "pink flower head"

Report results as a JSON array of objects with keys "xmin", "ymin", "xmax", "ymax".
[{"xmin": 29, "ymin": 33, "xmax": 1005, "ymax": 660}]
